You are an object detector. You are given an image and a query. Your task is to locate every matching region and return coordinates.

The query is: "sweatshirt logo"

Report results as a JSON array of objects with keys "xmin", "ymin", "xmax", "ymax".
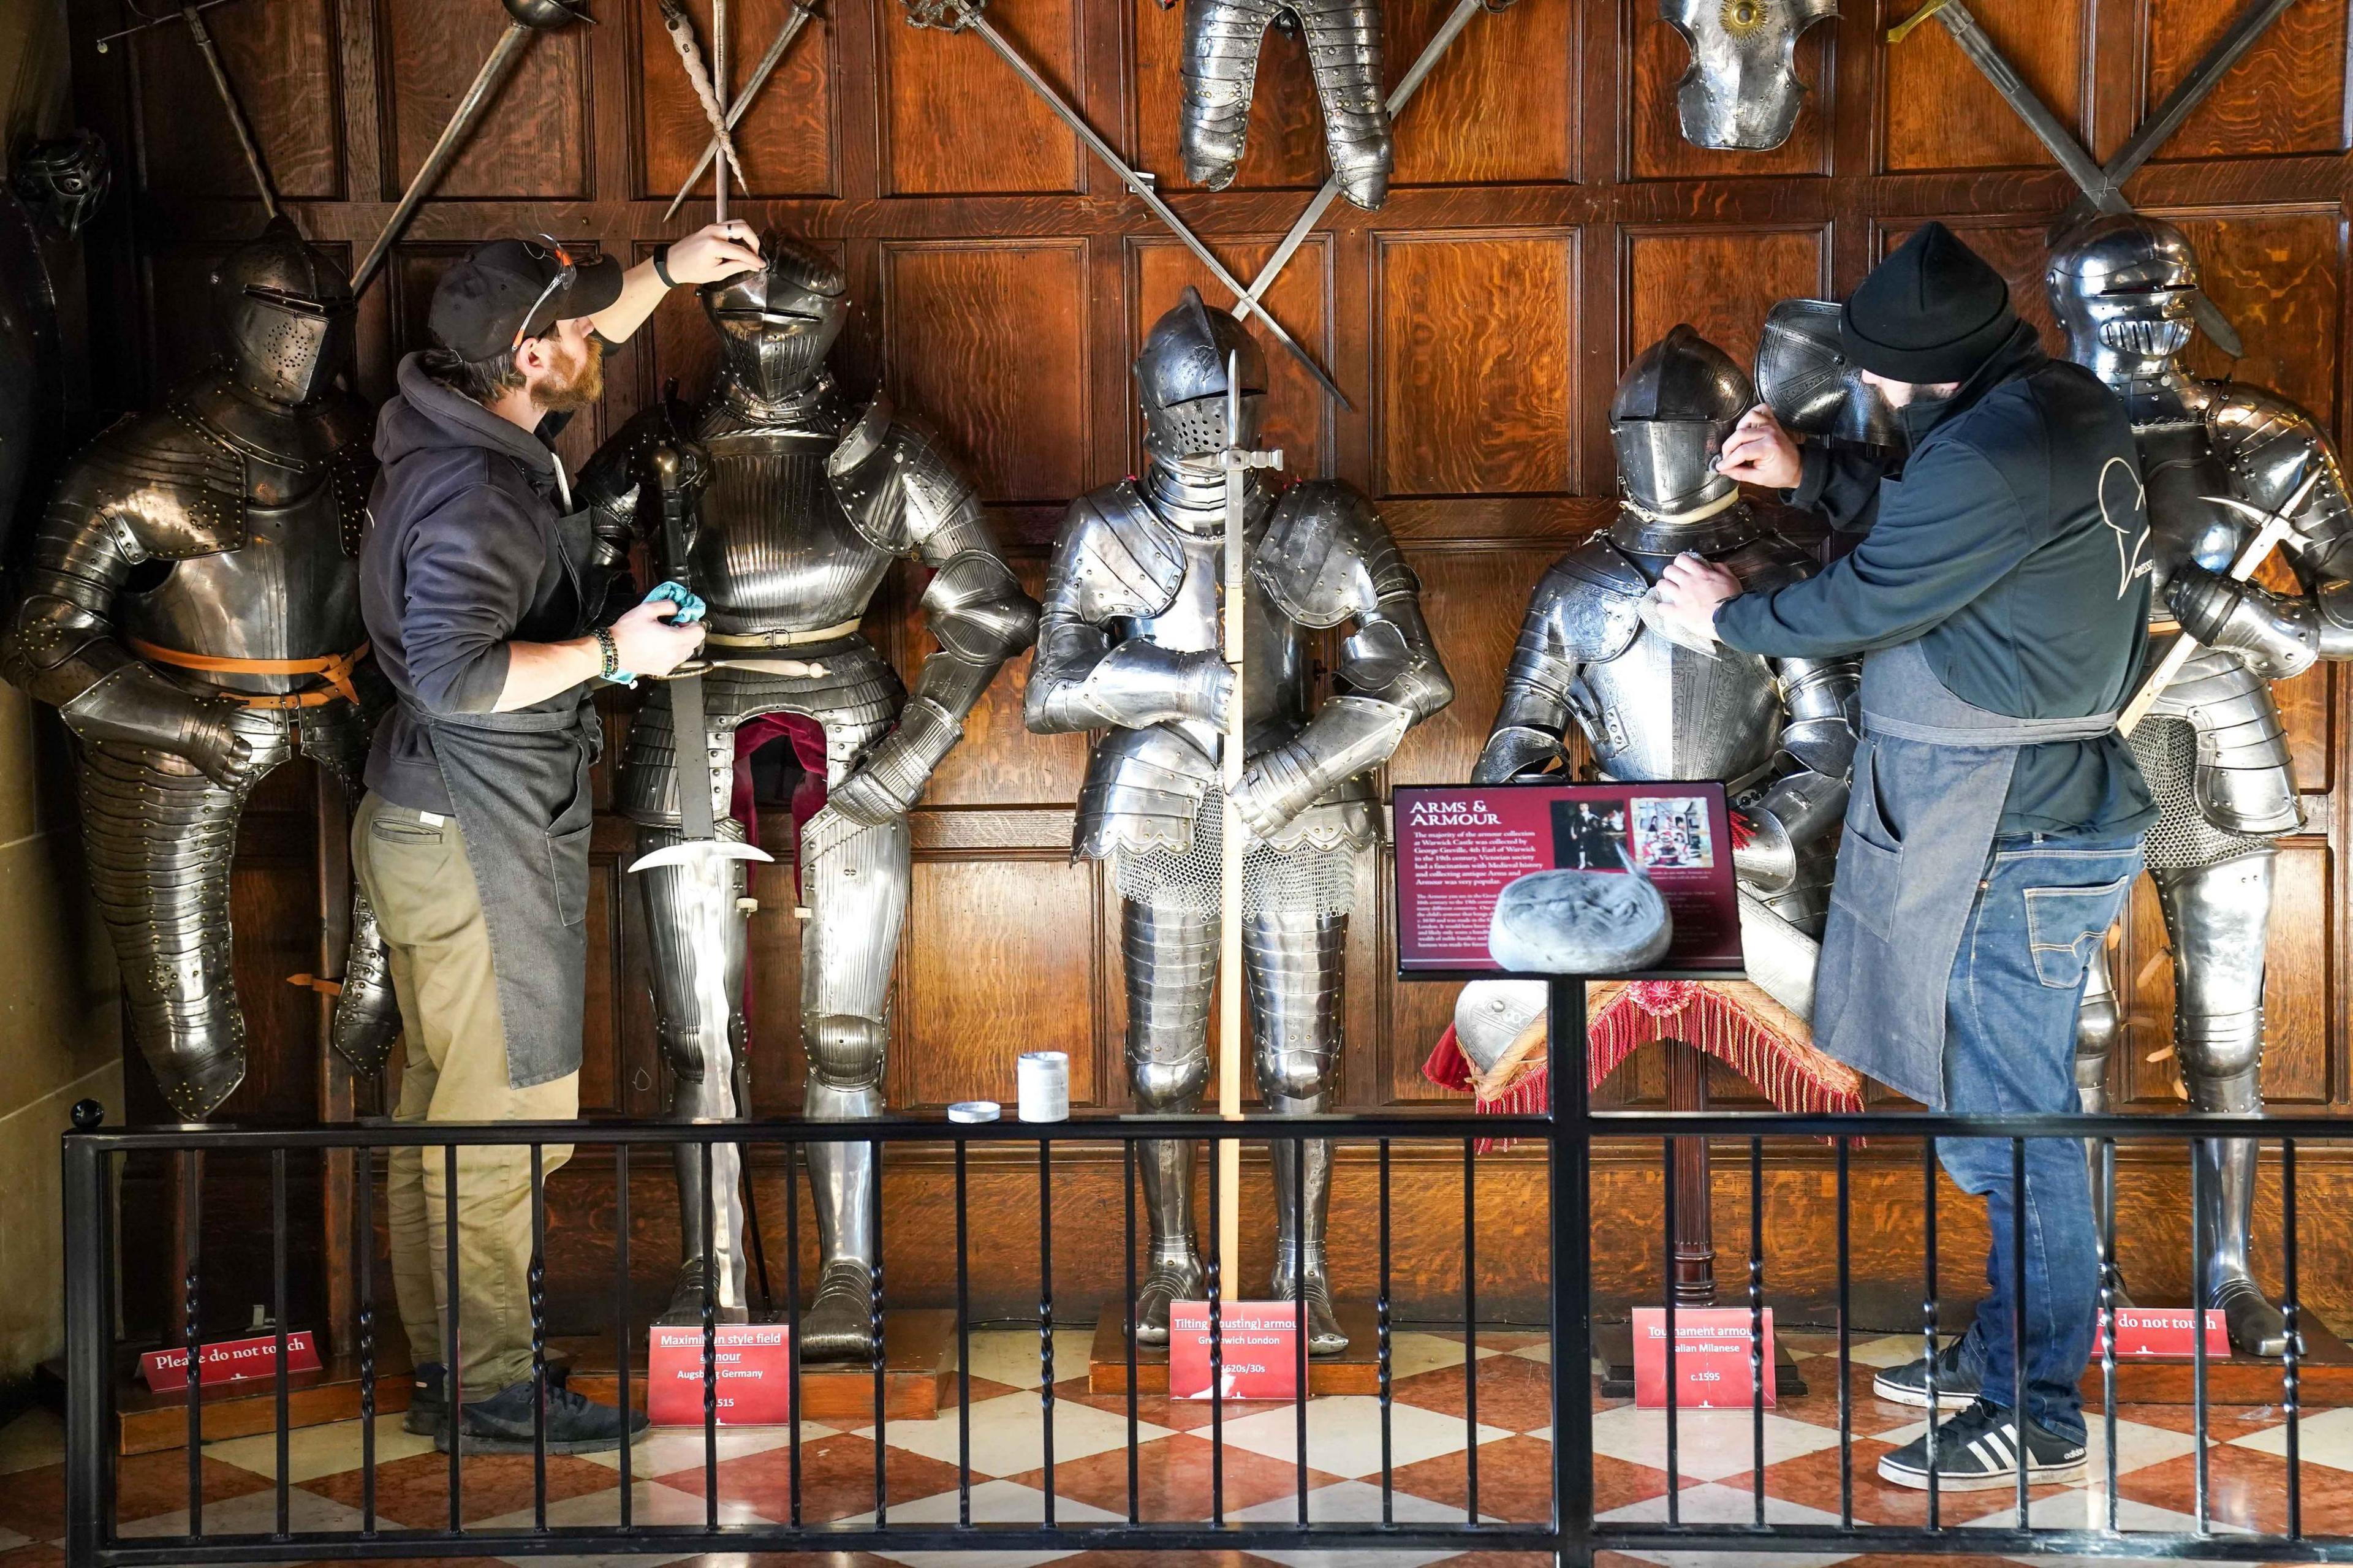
[{"xmin": 2099, "ymin": 456, "xmax": 2153, "ymax": 599}]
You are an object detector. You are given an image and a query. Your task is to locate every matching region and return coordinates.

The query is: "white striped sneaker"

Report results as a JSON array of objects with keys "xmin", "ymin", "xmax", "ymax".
[{"xmin": 1875, "ymin": 1398, "xmax": 2087, "ymax": 1491}]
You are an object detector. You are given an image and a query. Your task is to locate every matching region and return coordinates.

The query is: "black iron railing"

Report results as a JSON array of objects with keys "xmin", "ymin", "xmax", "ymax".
[{"xmin": 57, "ymin": 980, "xmax": 2353, "ymax": 1563}]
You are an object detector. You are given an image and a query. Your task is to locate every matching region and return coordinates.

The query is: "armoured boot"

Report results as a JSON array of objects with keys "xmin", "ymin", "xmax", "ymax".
[
  {"xmin": 1267, "ymin": 1121, "xmax": 1346, "ymax": 1355},
  {"xmin": 1251, "ymin": 909, "xmax": 1348, "ymax": 1355},
  {"xmin": 2186, "ymin": 1053, "xmax": 2290, "ymax": 1358},
  {"xmin": 1124, "ymin": 901, "xmax": 1216, "ymax": 1344},
  {"xmin": 801, "ymin": 1076, "xmax": 884, "ymax": 1360},
  {"xmin": 2072, "ymin": 944, "xmax": 2135, "ymax": 1308},
  {"xmin": 1134, "ymin": 1136, "xmax": 1205, "ymax": 1346}
]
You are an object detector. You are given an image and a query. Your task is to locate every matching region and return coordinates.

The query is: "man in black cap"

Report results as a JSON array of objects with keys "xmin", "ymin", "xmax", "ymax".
[
  {"xmin": 358, "ymin": 222, "xmax": 762, "ymax": 1455},
  {"xmin": 1656, "ymin": 221, "xmax": 2155, "ymax": 1491}
]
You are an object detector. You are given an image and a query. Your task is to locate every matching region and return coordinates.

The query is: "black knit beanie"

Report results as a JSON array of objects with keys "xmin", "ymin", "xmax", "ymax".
[{"xmin": 1839, "ymin": 221, "xmax": 2017, "ymax": 385}]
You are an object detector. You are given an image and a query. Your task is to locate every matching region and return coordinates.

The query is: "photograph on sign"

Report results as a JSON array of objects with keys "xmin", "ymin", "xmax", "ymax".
[{"xmin": 1393, "ymin": 781, "xmax": 1744, "ymax": 980}]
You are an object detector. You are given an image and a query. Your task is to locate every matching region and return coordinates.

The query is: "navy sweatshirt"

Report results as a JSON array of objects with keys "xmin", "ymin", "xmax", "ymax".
[{"xmin": 1716, "ymin": 326, "xmax": 2158, "ymax": 837}]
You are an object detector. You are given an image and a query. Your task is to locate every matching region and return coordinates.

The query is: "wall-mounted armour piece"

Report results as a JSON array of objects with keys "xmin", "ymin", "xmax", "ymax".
[
  {"xmin": 1180, "ymin": 0, "xmax": 1393, "ymax": 208},
  {"xmin": 1660, "ymin": 0, "xmax": 1836, "ymax": 151}
]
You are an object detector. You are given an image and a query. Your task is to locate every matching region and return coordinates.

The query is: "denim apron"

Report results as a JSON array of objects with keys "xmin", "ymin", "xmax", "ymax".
[{"xmin": 1813, "ymin": 640, "xmax": 2120, "ymax": 1108}]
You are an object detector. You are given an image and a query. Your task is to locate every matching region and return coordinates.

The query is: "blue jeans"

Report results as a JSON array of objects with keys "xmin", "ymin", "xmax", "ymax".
[{"xmin": 1938, "ymin": 829, "xmax": 2144, "ymax": 1442}]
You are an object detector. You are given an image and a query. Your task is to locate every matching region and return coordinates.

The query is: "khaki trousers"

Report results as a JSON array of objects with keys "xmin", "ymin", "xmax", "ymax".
[{"xmin": 352, "ymin": 792, "xmax": 578, "ymax": 1398}]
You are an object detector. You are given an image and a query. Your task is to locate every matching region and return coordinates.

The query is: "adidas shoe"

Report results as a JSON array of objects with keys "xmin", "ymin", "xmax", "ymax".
[
  {"xmin": 1876, "ymin": 1397, "xmax": 2086, "ymax": 1491},
  {"xmin": 1870, "ymin": 1335, "xmax": 1981, "ymax": 1412}
]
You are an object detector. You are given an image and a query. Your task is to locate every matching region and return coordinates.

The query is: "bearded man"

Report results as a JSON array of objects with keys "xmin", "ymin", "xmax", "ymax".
[{"xmin": 357, "ymin": 224, "xmax": 759, "ymax": 1454}]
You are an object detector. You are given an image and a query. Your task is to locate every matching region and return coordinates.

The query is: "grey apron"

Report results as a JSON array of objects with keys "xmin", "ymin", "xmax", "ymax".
[
  {"xmin": 413, "ymin": 502, "xmax": 604, "ymax": 1089},
  {"xmin": 1811, "ymin": 639, "xmax": 2120, "ymax": 1108}
]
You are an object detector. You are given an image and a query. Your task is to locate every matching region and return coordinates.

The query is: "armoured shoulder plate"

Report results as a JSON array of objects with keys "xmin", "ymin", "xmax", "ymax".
[
  {"xmin": 1043, "ymin": 481, "xmax": 1187, "ymax": 624},
  {"xmin": 1536, "ymin": 535, "xmax": 1645, "ymax": 662},
  {"xmin": 1251, "ymin": 479, "xmax": 1414, "ymax": 629},
  {"xmin": 826, "ymin": 393, "xmax": 987, "ymax": 556},
  {"xmin": 578, "ymin": 401, "xmax": 676, "ymax": 507},
  {"xmin": 51, "ymin": 404, "xmax": 246, "ymax": 559},
  {"xmin": 1722, "ymin": 529, "xmax": 1816, "ymax": 595},
  {"xmin": 2204, "ymin": 381, "xmax": 2353, "ymax": 564}
]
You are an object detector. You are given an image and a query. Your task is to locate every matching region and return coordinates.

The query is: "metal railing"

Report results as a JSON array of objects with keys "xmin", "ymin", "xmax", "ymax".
[{"xmin": 57, "ymin": 979, "xmax": 2353, "ymax": 1563}]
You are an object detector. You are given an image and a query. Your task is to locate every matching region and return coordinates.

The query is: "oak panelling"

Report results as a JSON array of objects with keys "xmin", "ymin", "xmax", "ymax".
[
  {"xmin": 881, "ymin": 240, "xmax": 1090, "ymax": 504},
  {"xmin": 2276, "ymin": 661, "xmax": 2335, "ymax": 795},
  {"xmin": 1130, "ymin": 0, "xmax": 1328, "ymax": 193},
  {"xmin": 2172, "ymin": 208, "xmax": 2343, "ymax": 433},
  {"xmin": 898, "ymin": 856, "xmax": 1101, "ymax": 1107},
  {"xmin": 1624, "ymin": 0, "xmax": 1830, "ymax": 181},
  {"xmin": 224, "ymin": 807, "xmax": 323, "ymax": 1120},
  {"xmin": 1880, "ymin": 0, "xmax": 2089, "ymax": 172},
  {"xmin": 1623, "ymin": 225, "xmax": 1829, "ymax": 370},
  {"xmin": 2145, "ymin": 0, "xmax": 2351, "ymax": 164},
  {"xmin": 906, "ymin": 555, "xmax": 1089, "ymax": 807},
  {"xmin": 878, "ymin": 0, "xmax": 1083, "ymax": 194},
  {"xmin": 381, "ymin": 0, "xmax": 591, "ymax": 200},
  {"xmin": 134, "ymin": 0, "xmax": 343, "ymax": 202},
  {"xmin": 1129, "ymin": 234, "xmax": 1335, "ymax": 477},
  {"xmin": 1389, "ymin": 0, "xmax": 1580, "ymax": 186},
  {"xmin": 1374, "ymin": 230, "xmax": 1578, "ymax": 496},
  {"xmin": 635, "ymin": 0, "xmax": 837, "ymax": 201}
]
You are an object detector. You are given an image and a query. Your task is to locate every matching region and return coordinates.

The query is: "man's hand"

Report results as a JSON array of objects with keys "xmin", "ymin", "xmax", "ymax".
[
  {"xmin": 1655, "ymin": 552, "xmax": 1743, "ymax": 646},
  {"xmin": 610, "ymin": 594, "xmax": 705, "ymax": 678},
  {"xmin": 1716, "ymin": 403, "xmax": 1802, "ymax": 490},
  {"xmin": 664, "ymin": 221, "xmax": 765, "ymax": 285}
]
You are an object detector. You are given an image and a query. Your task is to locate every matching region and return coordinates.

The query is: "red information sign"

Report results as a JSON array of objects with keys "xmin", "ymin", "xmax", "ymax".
[
  {"xmin": 1393, "ymin": 782, "xmax": 1743, "ymax": 979},
  {"xmin": 2097, "ymin": 1308, "xmax": 2229, "ymax": 1359},
  {"xmin": 140, "ymin": 1331, "xmax": 321, "ymax": 1390},
  {"xmin": 1168, "ymin": 1301, "xmax": 1301, "ymax": 1401},
  {"xmin": 647, "ymin": 1325, "xmax": 794, "ymax": 1426},
  {"xmin": 1631, "ymin": 1308, "xmax": 1776, "ymax": 1409}
]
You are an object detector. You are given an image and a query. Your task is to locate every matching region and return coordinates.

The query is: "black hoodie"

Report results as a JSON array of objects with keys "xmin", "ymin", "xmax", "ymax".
[{"xmin": 360, "ymin": 353, "xmax": 597, "ymax": 813}]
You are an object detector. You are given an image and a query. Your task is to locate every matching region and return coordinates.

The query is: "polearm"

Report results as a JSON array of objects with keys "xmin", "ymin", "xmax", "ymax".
[
  {"xmin": 350, "ymin": 0, "xmax": 593, "ymax": 296},
  {"xmin": 917, "ymin": 0, "xmax": 1351, "ymax": 410},
  {"xmin": 1214, "ymin": 352, "xmax": 1281, "ymax": 1295},
  {"xmin": 2118, "ymin": 471, "xmax": 2320, "ymax": 735},
  {"xmin": 659, "ymin": 0, "xmax": 749, "ymax": 191},
  {"xmin": 664, "ymin": 1, "xmax": 819, "ymax": 221},
  {"xmin": 96, "ymin": 2, "xmax": 280, "ymax": 219},
  {"xmin": 1887, "ymin": 0, "xmax": 2243, "ymax": 357},
  {"xmin": 1235, "ymin": 0, "xmax": 1496, "ymax": 324}
]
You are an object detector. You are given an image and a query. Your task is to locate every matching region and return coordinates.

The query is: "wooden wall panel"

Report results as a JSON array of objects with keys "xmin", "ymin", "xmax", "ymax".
[
  {"xmin": 881, "ymin": 240, "xmax": 1091, "ymax": 502},
  {"xmin": 1625, "ymin": 4, "xmax": 1829, "ymax": 180},
  {"xmin": 1376, "ymin": 232, "xmax": 1577, "ymax": 496},
  {"xmin": 637, "ymin": 0, "xmax": 838, "ymax": 199},
  {"xmin": 1131, "ymin": 0, "xmax": 1326, "ymax": 192},
  {"xmin": 381, "ymin": 0, "xmax": 591, "ymax": 199},
  {"xmin": 1390, "ymin": 0, "xmax": 1580, "ymax": 185},
  {"xmin": 906, "ymin": 555, "xmax": 1093, "ymax": 807},
  {"xmin": 134, "ymin": 0, "xmax": 342, "ymax": 202},
  {"xmin": 1624, "ymin": 226, "xmax": 1828, "ymax": 370},
  {"xmin": 879, "ymin": 0, "xmax": 1082, "ymax": 194},
  {"xmin": 2146, "ymin": 0, "xmax": 2351, "ymax": 163},
  {"xmin": 2172, "ymin": 209, "xmax": 2343, "ymax": 425},
  {"xmin": 1129, "ymin": 235, "xmax": 1335, "ymax": 477},
  {"xmin": 1881, "ymin": 0, "xmax": 2088, "ymax": 171},
  {"xmin": 898, "ymin": 857, "xmax": 1102, "ymax": 1107}
]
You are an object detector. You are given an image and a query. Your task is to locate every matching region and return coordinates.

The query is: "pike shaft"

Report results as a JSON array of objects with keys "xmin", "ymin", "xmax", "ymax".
[
  {"xmin": 352, "ymin": 22, "xmax": 532, "ymax": 294},
  {"xmin": 181, "ymin": 3, "xmax": 280, "ymax": 218}
]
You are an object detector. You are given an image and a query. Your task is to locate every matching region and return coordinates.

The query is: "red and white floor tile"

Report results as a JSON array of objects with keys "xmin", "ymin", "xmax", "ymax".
[{"xmin": 0, "ymin": 1328, "xmax": 2330, "ymax": 1568}]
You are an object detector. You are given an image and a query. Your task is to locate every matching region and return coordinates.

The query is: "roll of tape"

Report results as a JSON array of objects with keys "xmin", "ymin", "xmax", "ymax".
[{"xmin": 1016, "ymin": 1051, "xmax": 1070, "ymax": 1123}]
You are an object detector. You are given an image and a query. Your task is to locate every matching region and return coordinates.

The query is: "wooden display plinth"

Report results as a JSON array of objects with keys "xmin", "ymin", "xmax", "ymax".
[
  {"xmin": 556, "ymin": 1308, "xmax": 958, "ymax": 1423},
  {"xmin": 59, "ymin": 1344, "xmax": 418, "ymax": 1456},
  {"xmin": 1088, "ymin": 1303, "xmax": 1383, "ymax": 1396},
  {"xmin": 2082, "ymin": 1308, "xmax": 2353, "ymax": 1406}
]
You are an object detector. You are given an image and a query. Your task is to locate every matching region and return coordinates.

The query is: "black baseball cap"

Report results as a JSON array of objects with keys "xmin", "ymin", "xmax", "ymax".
[{"xmin": 426, "ymin": 237, "xmax": 624, "ymax": 362}]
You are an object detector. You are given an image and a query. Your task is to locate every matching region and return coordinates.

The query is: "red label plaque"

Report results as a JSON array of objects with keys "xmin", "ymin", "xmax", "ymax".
[
  {"xmin": 647, "ymin": 1325, "xmax": 794, "ymax": 1426},
  {"xmin": 2097, "ymin": 1308, "xmax": 2229, "ymax": 1359},
  {"xmin": 140, "ymin": 1331, "xmax": 320, "ymax": 1390},
  {"xmin": 1168, "ymin": 1302, "xmax": 1300, "ymax": 1401},
  {"xmin": 1631, "ymin": 1308, "xmax": 1776, "ymax": 1409}
]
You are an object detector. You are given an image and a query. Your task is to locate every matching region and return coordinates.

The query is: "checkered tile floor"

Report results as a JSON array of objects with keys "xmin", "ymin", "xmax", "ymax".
[{"xmin": 0, "ymin": 1328, "xmax": 2333, "ymax": 1567}]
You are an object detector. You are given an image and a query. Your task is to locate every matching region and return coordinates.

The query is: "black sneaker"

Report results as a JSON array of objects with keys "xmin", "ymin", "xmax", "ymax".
[
  {"xmin": 403, "ymin": 1363, "xmax": 448, "ymax": 1436},
  {"xmin": 1876, "ymin": 1398, "xmax": 2086, "ymax": 1491},
  {"xmin": 437, "ymin": 1377, "xmax": 648, "ymax": 1455},
  {"xmin": 1871, "ymin": 1335, "xmax": 1981, "ymax": 1412}
]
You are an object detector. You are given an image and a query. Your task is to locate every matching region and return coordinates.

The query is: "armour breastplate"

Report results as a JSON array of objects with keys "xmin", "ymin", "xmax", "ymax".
[{"xmin": 694, "ymin": 437, "xmax": 896, "ymax": 637}]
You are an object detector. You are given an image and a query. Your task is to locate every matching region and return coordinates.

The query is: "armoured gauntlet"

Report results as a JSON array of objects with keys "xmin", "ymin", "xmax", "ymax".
[
  {"xmin": 830, "ymin": 696, "xmax": 964, "ymax": 825},
  {"xmin": 1232, "ymin": 693, "xmax": 1411, "ymax": 840},
  {"xmin": 60, "ymin": 663, "xmax": 257, "ymax": 788},
  {"xmin": 2169, "ymin": 564, "xmax": 2326, "ymax": 681}
]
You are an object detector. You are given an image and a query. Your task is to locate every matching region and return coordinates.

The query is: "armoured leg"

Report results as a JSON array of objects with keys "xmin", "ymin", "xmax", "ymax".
[
  {"xmin": 77, "ymin": 722, "xmax": 289, "ymax": 1120},
  {"xmin": 2156, "ymin": 852, "xmax": 2289, "ymax": 1357},
  {"xmin": 1248, "ymin": 907, "xmax": 1347, "ymax": 1355},
  {"xmin": 639, "ymin": 825, "xmax": 754, "ymax": 1326},
  {"xmin": 1290, "ymin": 0, "xmax": 1391, "ymax": 208},
  {"xmin": 797, "ymin": 811, "xmax": 911, "ymax": 1361},
  {"xmin": 2071, "ymin": 936, "xmax": 2132, "ymax": 1305},
  {"xmin": 1179, "ymin": 0, "xmax": 1281, "ymax": 191},
  {"xmin": 1123, "ymin": 898, "xmax": 1216, "ymax": 1344}
]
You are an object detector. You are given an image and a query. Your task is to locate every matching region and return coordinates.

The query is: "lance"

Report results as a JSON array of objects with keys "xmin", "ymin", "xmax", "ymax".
[
  {"xmin": 350, "ymin": 0, "xmax": 593, "ymax": 296},
  {"xmin": 1213, "ymin": 350, "xmax": 1283, "ymax": 1293},
  {"xmin": 659, "ymin": 0, "xmax": 749, "ymax": 193},
  {"xmin": 1886, "ymin": 0, "xmax": 2243, "ymax": 357},
  {"xmin": 98, "ymin": 2, "xmax": 280, "ymax": 219},
  {"xmin": 664, "ymin": 1, "xmax": 819, "ymax": 220},
  {"xmin": 2118, "ymin": 470, "xmax": 2320, "ymax": 735},
  {"xmin": 1237, "ymin": 0, "xmax": 1499, "ymax": 325},
  {"xmin": 912, "ymin": 0, "xmax": 1350, "ymax": 409}
]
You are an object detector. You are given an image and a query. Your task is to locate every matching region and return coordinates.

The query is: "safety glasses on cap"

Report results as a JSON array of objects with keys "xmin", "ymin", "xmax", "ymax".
[{"xmin": 512, "ymin": 235, "xmax": 579, "ymax": 350}]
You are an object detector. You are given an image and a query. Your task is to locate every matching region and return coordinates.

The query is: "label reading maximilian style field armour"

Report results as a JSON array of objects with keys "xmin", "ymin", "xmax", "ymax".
[
  {"xmin": 1168, "ymin": 1301, "xmax": 1302, "ymax": 1401},
  {"xmin": 648, "ymin": 1324, "xmax": 794, "ymax": 1425}
]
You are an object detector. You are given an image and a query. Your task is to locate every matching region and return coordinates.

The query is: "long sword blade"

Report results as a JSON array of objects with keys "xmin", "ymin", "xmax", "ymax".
[
  {"xmin": 663, "ymin": 1, "xmax": 817, "ymax": 221},
  {"xmin": 1237, "ymin": 0, "xmax": 1486, "ymax": 322},
  {"xmin": 957, "ymin": 4, "xmax": 1352, "ymax": 408},
  {"xmin": 352, "ymin": 23, "xmax": 532, "ymax": 294}
]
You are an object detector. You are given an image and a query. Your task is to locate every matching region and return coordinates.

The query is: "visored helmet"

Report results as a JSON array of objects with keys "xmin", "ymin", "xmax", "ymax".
[
  {"xmin": 210, "ymin": 217, "xmax": 355, "ymax": 406},
  {"xmin": 701, "ymin": 232, "xmax": 850, "ymax": 401},
  {"xmin": 1610, "ymin": 324, "xmax": 1752, "ymax": 516},
  {"xmin": 2047, "ymin": 213, "xmax": 2200, "ymax": 368},
  {"xmin": 1134, "ymin": 287, "xmax": 1267, "ymax": 462}
]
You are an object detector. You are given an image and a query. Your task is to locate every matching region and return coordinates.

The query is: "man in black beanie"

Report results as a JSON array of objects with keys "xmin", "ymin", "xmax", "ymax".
[{"xmin": 1656, "ymin": 221, "xmax": 2156, "ymax": 1491}]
